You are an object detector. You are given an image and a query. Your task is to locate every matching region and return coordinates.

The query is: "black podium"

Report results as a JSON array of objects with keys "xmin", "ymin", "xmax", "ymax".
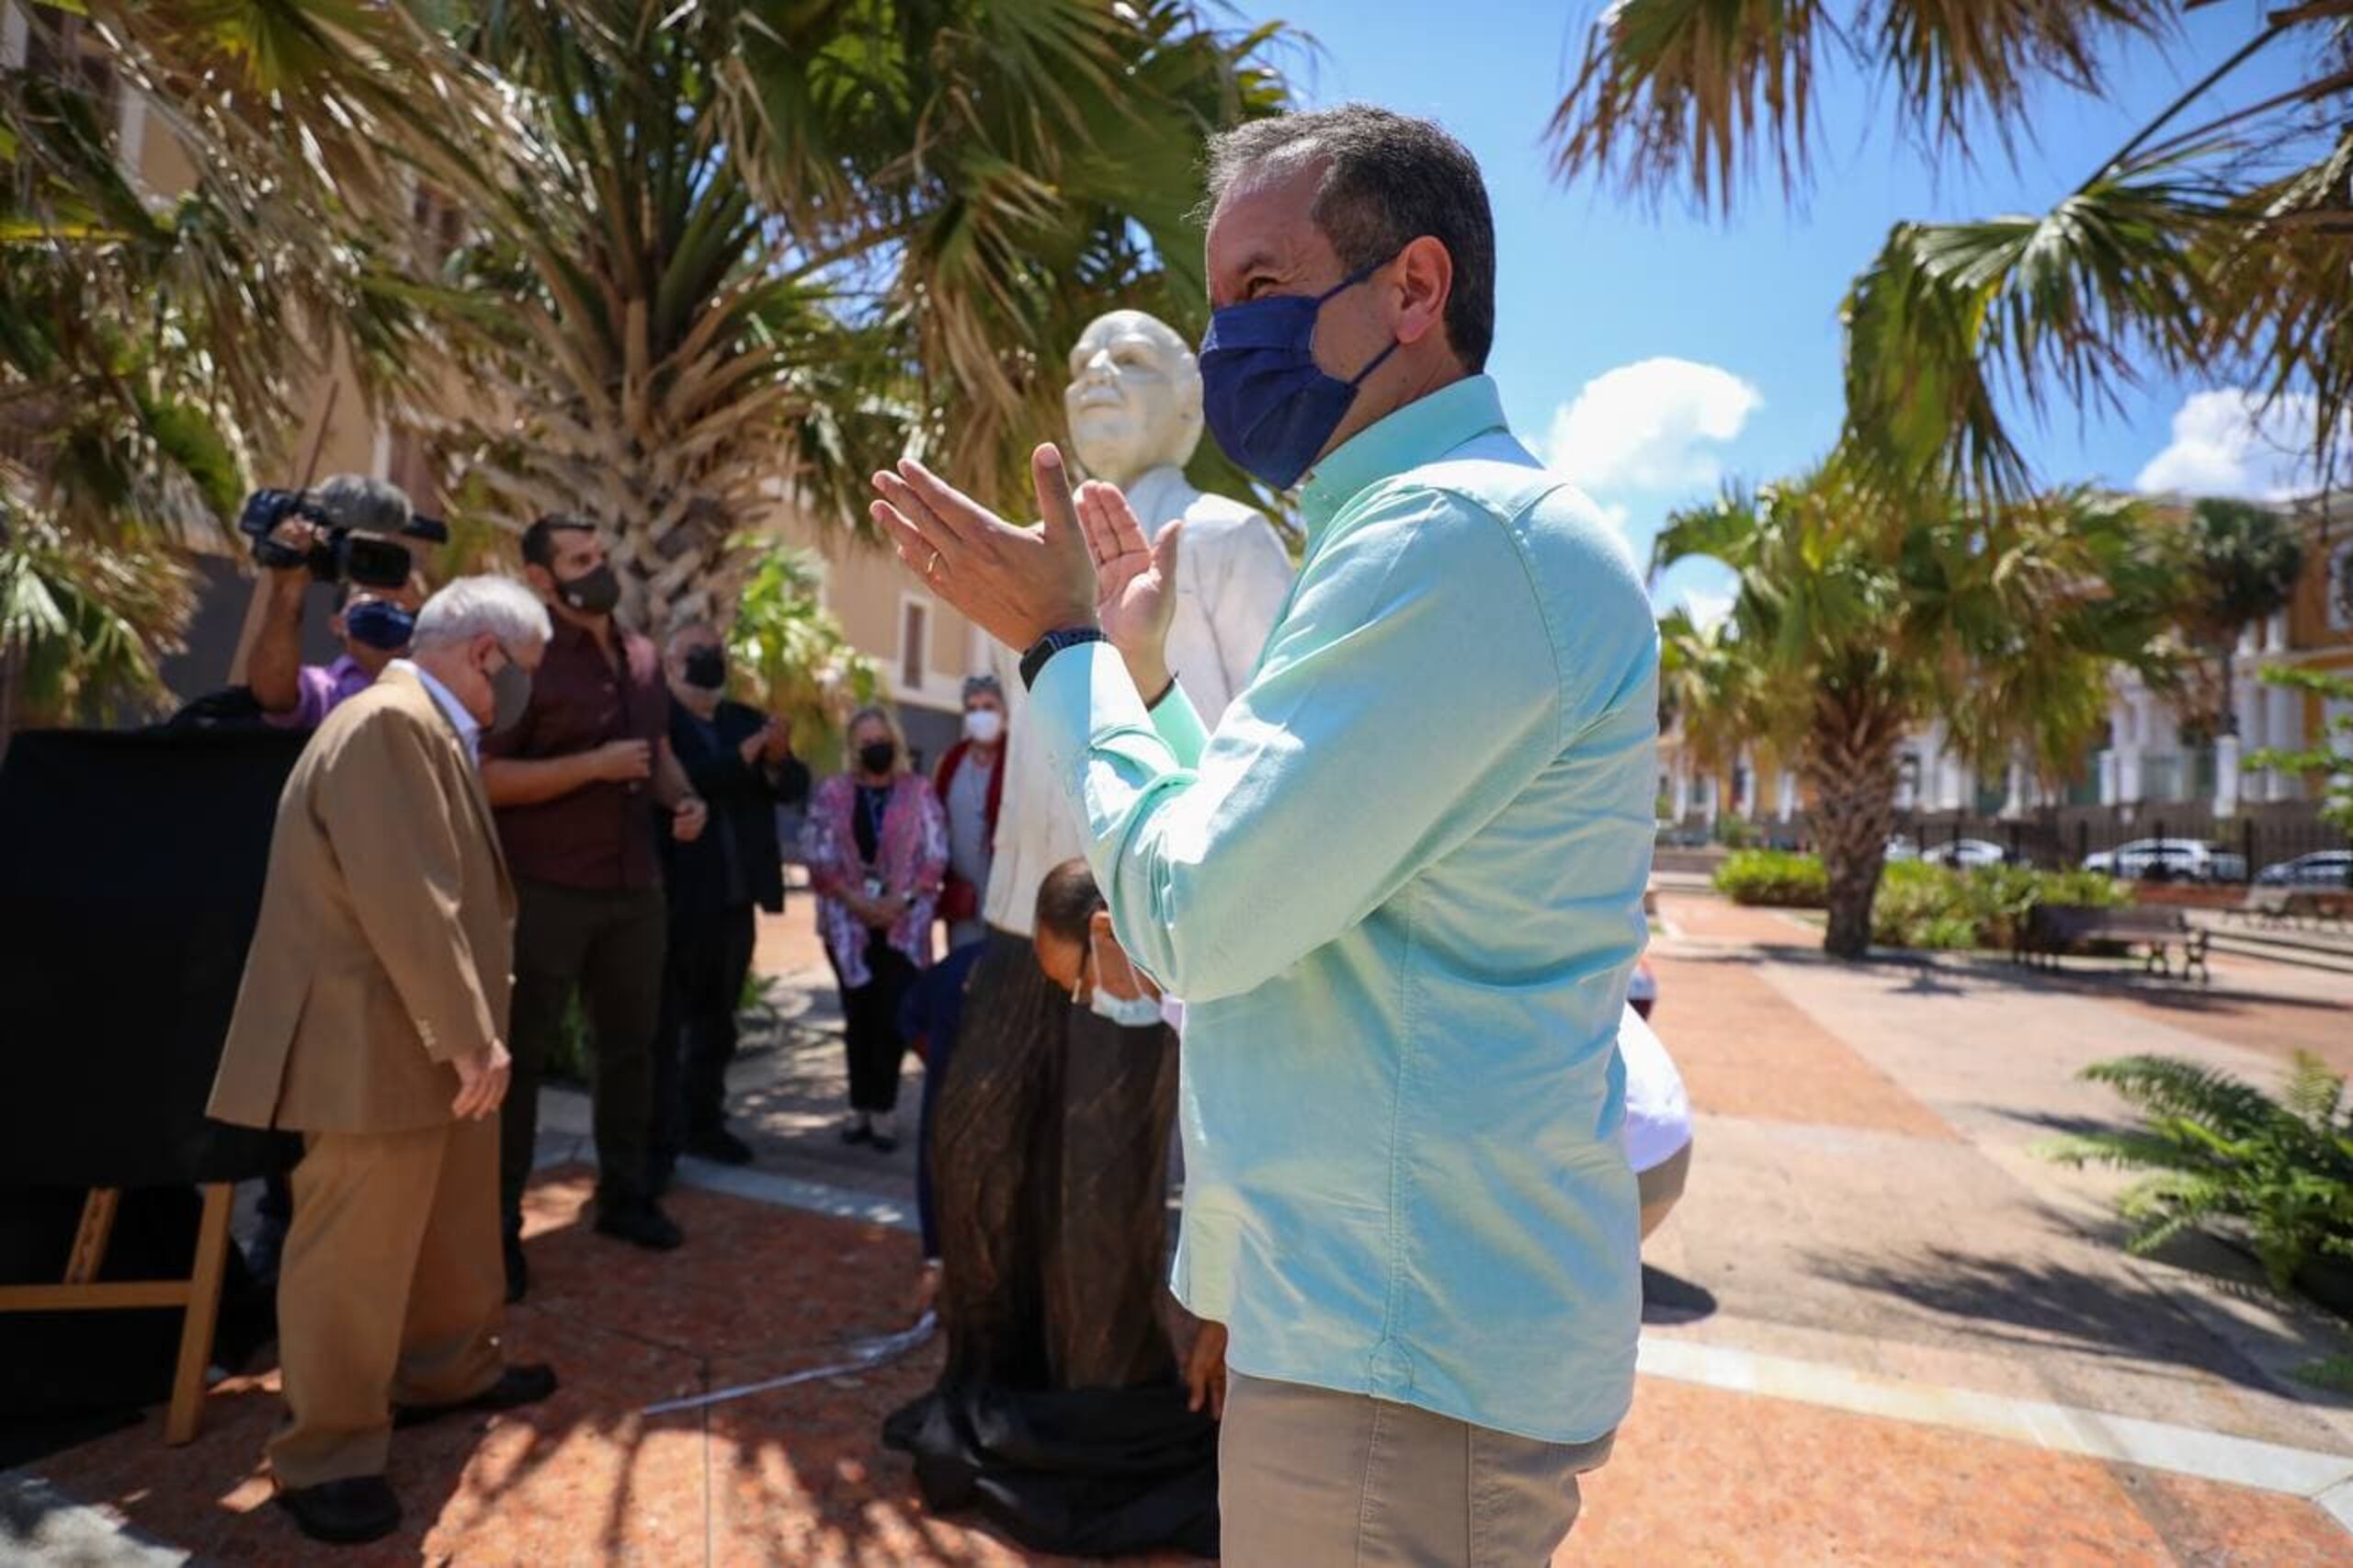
[{"xmin": 0, "ymin": 726, "xmax": 306, "ymax": 1447}]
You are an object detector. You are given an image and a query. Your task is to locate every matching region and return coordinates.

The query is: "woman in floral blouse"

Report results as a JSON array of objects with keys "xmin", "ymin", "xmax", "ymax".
[{"xmin": 803, "ymin": 706, "xmax": 949, "ymax": 1152}]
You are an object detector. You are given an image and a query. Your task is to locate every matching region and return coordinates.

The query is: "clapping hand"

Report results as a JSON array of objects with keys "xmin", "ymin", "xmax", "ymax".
[
  {"xmin": 870, "ymin": 446, "xmax": 1099, "ymax": 652},
  {"xmin": 1074, "ymin": 480, "xmax": 1181, "ymax": 697}
]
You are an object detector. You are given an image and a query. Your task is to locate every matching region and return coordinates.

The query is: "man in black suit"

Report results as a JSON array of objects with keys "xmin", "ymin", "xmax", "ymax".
[{"xmin": 650, "ymin": 623, "xmax": 811, "ymax": 1185}]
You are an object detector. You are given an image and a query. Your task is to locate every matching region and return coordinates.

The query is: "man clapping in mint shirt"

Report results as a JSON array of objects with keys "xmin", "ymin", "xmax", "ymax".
[{"xmin": 870, "ymin": 105, "xmax": 1658, "ymax": 1566}]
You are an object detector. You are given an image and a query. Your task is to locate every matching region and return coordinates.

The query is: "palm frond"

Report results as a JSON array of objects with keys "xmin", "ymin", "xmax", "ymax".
[
  {"xmin": 2079, "ymin": 1054, "xmax": 2280, "ymax": 1136},
  {"xmin": 1839, "ymin": 154, "xmax": 2228, "ymax": 501},
  {"xmin": 1548, "ymin": 0, "xmax": 2172, "ymax": 212}
]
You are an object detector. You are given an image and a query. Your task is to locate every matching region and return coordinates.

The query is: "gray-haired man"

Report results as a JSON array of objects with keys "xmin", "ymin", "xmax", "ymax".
[
  {"xmin": 870, "ymin": 105, "xmax": 1655, "ymax": 1565},
  {"xmin": 210, "ymin": 575, "xmax": 561, "ymax": 1545}
]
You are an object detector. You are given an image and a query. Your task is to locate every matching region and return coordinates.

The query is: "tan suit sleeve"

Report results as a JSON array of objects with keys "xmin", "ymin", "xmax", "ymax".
[{"xmin": 315, "ymin": 710, "xmax": 503, "ymax": 1062}]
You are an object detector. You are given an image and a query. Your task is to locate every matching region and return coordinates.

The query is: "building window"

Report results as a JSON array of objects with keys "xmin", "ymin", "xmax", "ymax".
[
  {"xmin": 900, "ymin": 598, "xmax": 930, "ymax": 693},
  {"xmin": 2330, "ymin": 542, "xmax": 2353, "ymax": 633}
]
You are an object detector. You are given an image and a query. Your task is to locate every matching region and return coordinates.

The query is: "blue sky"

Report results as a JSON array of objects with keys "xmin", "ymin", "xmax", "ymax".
[{"xmin": 1255, "ymin": 1, "xmax": 2323, "ymax": 616}]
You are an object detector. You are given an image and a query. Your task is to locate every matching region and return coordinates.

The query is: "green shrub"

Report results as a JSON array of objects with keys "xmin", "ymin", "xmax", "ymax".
[
  {"xmin": 2040, "ymin": 1053, "xmax": 2353, "ymax": 1302},
  {"xmin": 1715, "ymin": 850, "xmax": 2128, "ymax": 947},
  {"xmin": 1869, "ymin": 860, "xmax": 1950, "ymax": 944},
  {"xmin": 1714, "ymin": 848, "xmax": 1829, "ymax": 906}
]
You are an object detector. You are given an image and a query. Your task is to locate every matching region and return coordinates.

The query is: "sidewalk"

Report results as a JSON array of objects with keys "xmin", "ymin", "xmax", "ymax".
[{"xmin": 11, "ymin": 897, "xmax": 2353, "ymax": 1562}]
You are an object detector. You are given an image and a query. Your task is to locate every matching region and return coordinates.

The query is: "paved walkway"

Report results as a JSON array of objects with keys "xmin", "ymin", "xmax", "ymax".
[{"xmin": 12, "ymin": 893, "xmax": 2353, "ymax": 1562}]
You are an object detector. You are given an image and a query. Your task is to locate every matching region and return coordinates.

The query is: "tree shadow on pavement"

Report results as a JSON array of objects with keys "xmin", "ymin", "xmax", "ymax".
[{"xmin": 1804, "ymin": 1244, "xmax": 2353, "ymax": 1410}]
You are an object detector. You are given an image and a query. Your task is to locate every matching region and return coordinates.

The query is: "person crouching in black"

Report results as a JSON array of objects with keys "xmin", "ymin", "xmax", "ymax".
[{"xmin": 649, "ymin": 623, "xmax": 810, "ymax": 1188}]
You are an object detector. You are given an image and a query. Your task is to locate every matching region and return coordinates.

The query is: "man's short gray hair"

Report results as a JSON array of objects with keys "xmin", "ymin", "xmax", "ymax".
[
  {"xmin": 308, "ymin": 473, "xmax": 413, "ymax": 534},
  {"xmin": 412, "ymin": 575, "xmax": 551, "ymax": 653},
  {"xmin": 1203, "ymin": 105, "xmax": 1496, "ymax": 373}
]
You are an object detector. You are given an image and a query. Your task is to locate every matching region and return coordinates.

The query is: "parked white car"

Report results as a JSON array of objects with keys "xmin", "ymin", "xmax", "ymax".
[
  {"xmin": 2084, "ymin": 837, "xmax": 2248, "ymax": 882},
  {"xmin": 1920, "ymin": 837, "xmax": 2010, "ymax": 869},
  {"xmin": 2254, "ymin": 849, "xmax": 2353, "ymax": 888}
]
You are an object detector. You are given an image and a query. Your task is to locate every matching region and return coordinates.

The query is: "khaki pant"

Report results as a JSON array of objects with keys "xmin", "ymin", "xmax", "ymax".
[
  {"xmin": 1220, "ymin": 1370, "xmax": 1610, "ymax": 1566},
  {"xmin": 270, "ymin": 1115, "xmax": 506, "ymax": 1488},
  {"xmin": 1638, "ymin": 1136, "xmax": 1694, "ymax": 1241}
]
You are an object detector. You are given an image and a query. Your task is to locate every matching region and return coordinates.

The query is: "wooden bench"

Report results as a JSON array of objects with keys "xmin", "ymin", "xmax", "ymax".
[
  {"xmin": 2226, "ymin": 887, "xmax": 2353, "ymax": 933},
  {"xmin": 2016, "ymin": 903, "xmax": 2211, "ymax": 983}
]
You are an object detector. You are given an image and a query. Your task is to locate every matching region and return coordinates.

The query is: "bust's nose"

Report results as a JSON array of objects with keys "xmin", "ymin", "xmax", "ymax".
[{"xmin": 1079, "ymin": 347, "xmax": 1119, "ymax": 381}]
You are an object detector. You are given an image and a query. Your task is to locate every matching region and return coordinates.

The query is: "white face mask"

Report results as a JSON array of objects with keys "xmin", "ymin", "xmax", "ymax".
[
  {"xmin": 1076, "ymin": 933, "xmax": 1163, "ymax": 1028},
  {"xmin": 963, "ymin": 708, "xmax": 1005, "ymax": 745}
]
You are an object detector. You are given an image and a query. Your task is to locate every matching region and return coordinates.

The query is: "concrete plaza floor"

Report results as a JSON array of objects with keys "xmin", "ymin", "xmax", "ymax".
[{"xmin": 11, "ymin": 891, "xmax": 2353, "ymax": 1563}]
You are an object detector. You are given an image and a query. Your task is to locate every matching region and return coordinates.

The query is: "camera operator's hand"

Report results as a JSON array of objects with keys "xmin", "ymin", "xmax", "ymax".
[
  {"xmin": 451, "ymin": 1039, "xmax": 512, "ymax": 1119},
  {"xmin": 589, "ymin": 738, "xmax": 654, "ymax": 782},
  {"xmin": 265, "ymin": 517, "xmax": 322, "ymax": 578}
]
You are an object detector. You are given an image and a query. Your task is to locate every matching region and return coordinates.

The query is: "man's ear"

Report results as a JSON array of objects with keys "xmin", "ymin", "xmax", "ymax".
[
  {"xmin": 1088, "ymin": 907, "xmax": 1116, "ymax": 943},
  {"xmin": 1392, "ymin": 234, "xmax": 1454, "ymax": 350},
  {"xmin": 521, "ymin": 562, "xmax": 554, "ymax": 597}
]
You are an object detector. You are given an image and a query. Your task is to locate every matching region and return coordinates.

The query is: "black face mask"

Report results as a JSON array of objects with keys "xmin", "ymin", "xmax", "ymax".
[
  {"xmin": 682, "ymin": 646, "xmax": 726, "ymax": 690},
  {"xmin": 858, "ymin": 741, "xmax": 897, "ymax": 776},
  {"xmin": 555, "ymin": 562, "xmax": 620, "ymax": 616}
]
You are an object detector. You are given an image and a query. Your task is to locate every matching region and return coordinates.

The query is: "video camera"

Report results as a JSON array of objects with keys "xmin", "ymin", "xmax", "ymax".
[{"xmin": 236, "ymin": 488, "xmax": 450, "ymax": 589}]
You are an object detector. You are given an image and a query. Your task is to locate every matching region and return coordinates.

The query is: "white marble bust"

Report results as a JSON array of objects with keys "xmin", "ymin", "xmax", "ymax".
[{"xmin": 981, "ymin": 310, "xmax": 1295, "ymax": 937}]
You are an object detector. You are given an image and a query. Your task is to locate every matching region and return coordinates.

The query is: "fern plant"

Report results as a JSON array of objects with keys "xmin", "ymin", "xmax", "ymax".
[{"xmin": 2042, "ymin": 1054, "xmax": 2353, "ymax": 1298}]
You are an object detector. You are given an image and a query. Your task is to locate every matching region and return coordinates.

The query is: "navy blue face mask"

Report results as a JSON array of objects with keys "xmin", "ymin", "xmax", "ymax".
[
  {"xmin": 344, "ymin": 599, "xmax": 415, "ymax": 652},
  {"xmin": 1199, "ymin": 256, "xmax": 1400, "ymax": 491}
]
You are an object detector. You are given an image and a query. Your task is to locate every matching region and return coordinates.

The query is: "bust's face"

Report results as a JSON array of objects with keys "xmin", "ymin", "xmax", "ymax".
[{"xmin": 1064, "ymin": 311, "xmax": 1202, "ymax": 484}]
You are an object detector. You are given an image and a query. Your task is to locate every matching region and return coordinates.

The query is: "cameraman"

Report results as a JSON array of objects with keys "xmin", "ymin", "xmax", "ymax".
[{"xmin": 235, "ymin": 475, "xmax": 426, "ymax": 729}]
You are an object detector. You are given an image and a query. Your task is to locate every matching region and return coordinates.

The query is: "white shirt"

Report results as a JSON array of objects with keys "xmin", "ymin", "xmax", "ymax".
[
  {"xmin": 394, "ymin": 659, "xmax": 483, "ymax": 763},
  {"xmin": 981, "ymin": 463, "xmax": 1292, "ymax": 935},
  {"xmin": 1617, "ymin": 1004, "xmax": 1692, "ymax": 1174}
]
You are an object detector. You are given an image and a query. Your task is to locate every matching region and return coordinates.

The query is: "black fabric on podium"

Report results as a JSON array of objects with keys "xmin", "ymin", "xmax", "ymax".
[
  {"xmin": 0, "ymin": 726, "xmax": 301, "ymax": 1455},
  {"xmin": 0, "ymin": 726, "xmax": 307, "ymax": 1187}
]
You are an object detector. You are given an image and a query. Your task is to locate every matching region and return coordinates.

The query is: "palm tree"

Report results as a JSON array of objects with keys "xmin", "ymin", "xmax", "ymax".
[
  {"xmin": 2171, "ymin": 497, "xmax": 2306, "ymax": 743},
  {"xmin": 9, "ymin": 0, "xmax": 1295, "ymax": 731},
  {"xmin": 408, "ymin": 0, "xmax": 1292, "ymax": 634},
  {"xmin": 1549, "ymin": 2, "xmax": 2353, "ymax": 500},
  {"xmin": 2, "ymin": 2, "xmax": 452, "ymax": 741},
  {"xmin": 1654, "ymin": 460, "xmax": 2177, "ymax": 957},
  {"xmin": 1655, "ymin": 604, "xmax": 1755, "ymax": 821}
]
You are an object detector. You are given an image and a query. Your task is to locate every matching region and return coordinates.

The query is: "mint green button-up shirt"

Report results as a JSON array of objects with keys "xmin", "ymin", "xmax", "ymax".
[{"xmin": 1030, "ymin": 375, "xmax": 1657, "ymax": 1443}]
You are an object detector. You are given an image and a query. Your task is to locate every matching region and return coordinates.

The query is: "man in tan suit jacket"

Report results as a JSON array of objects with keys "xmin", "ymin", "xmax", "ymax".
[{"xmin": 210, "ymin": 575, "xmax": 558, "ymax": 1546}]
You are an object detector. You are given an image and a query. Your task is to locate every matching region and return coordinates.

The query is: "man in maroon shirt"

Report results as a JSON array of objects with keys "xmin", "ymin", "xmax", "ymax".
[{"xmin": 483, "ymin": 516, "xmax": 709, "ymax": 1300}]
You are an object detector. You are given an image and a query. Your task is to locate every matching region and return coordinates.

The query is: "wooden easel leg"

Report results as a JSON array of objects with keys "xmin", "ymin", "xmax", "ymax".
[
  {"xmin": 165, "ymin": 1184, "xmax": 234, "ymax": 1447},
  {"xmin": 63, "ymin": 1189, "xmax": 120, "ymax": 1286}
]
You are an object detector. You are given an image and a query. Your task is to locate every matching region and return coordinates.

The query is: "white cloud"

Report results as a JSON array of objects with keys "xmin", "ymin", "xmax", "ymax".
[
  {"xmin": 1543, "ymin": 358, "xmax": 1762, "ymax": 495},
  {"xmin": 2133, "ymin": 389, "xmax": 2346, "ymax": 500},
  {"xmin": 1679, "ymin": 585, "xmax": 1735, "ymax": 631}
]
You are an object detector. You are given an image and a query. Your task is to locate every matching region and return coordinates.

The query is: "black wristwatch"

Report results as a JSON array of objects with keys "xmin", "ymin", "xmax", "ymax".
[{"xmin": 1018, "ymin": 626, "xmax": 1108, "ymax": 690}]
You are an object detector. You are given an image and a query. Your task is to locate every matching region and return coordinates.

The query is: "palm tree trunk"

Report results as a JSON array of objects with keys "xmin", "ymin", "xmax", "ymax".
[{"xmin": 1806, "ymin": 706, "xmax": 1903, "ymax": 960}]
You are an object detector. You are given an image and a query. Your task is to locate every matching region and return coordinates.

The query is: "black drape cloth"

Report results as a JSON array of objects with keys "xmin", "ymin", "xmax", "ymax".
[
  {"xmin": 883, "ymin": 929, "xmax": 1214, "ymax": 1558},
  {"xmin": 0, "ymin": 726, "xmax": 305, "ymax": 1186},
  {"xmin": 0, "ymin": 726, "xmax": 301, "ymax": 1456}
]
